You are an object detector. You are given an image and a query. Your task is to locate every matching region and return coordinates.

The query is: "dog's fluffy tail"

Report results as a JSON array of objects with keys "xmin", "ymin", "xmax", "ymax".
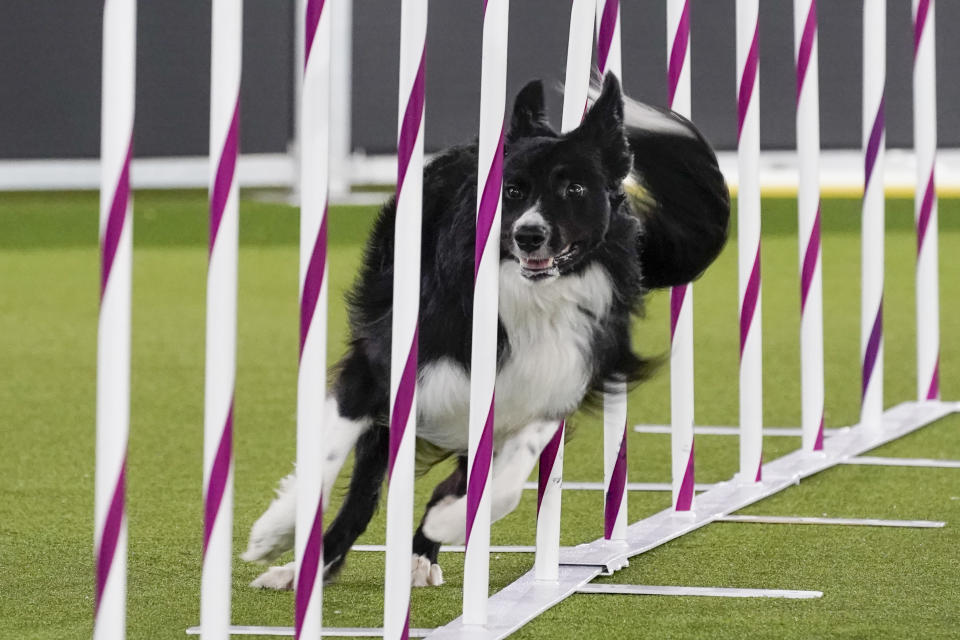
[{"xmin": 589, "ymin": 76, "xmax": 731, "ymax": 290}]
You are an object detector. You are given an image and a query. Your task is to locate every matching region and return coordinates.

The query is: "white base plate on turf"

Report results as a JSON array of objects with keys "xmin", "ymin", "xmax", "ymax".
[
  {"xmin": 425, "ymin": 400, "xmax": 960, "ymax": 640},
  {"xmin": 577, "ymin": 583, "xmax": 823, "ymax": 599}
]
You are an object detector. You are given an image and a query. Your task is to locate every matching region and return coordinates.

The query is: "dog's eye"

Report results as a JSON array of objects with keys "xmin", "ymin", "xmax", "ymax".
[
  {"xmin": 505, "ymin": 184, "xmax": 524, "ymax": 199},
  {"xmin": 566, "ymin": 183, "xmax": 585, "ymax": 198}
]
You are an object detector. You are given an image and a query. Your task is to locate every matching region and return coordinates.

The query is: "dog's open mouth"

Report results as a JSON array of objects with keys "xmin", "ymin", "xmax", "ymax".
[{"xmin": 518, "ymin": 244, "xmax": 580, "ymax": 280}]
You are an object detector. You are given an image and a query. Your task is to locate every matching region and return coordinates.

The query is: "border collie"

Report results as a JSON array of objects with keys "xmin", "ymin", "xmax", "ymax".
[{"xmin": 241, "ymin": 75, "xmax": 729, "ymax": 589}]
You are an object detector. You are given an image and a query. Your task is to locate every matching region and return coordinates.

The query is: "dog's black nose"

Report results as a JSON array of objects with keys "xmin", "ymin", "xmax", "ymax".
[{"xmin": 514, "ymin": 224, "xmax": 548, "ymax": 252}]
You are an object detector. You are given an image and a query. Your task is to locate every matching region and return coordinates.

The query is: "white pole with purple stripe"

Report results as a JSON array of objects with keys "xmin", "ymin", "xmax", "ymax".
[
  {"xmin": 202, "ymin": 1, "xmax": 241, "ymax": 638},
  {"xmin": 595, "ymin": 0, "xmax": 629, "ymax": 541},
  {"xmin": 296, "ymin": 1, "xmax": 330, "ymax": 638},
  {"xmin": 463, "ymin": 0, "xmax": 508, "ymax": 625},
  {"xmin": 95, "ymin": 1, "xmax": 134, "ymax": 638},
  {"xmin": 913, "ymin": 0, "xmax": 940, "ymax": 402},
  {"xmin": 794, "ymin": 0, "xmax": 825, "ymax": 453},
  {"xmin": 534, "ymin": 420, "xmax": 564, "ymax": 581},
  {"xmin": 861, "ymin": 0, "xmax": 886, "ymax": 428},
  {"xmin": 666, "ymin": 0, "xmax": 696, "ymax": 511},
  {"xmin": 736, "ymin": 0, "xmax": 763, "ymax": 483},
  {"xmin": 384, "ymin": 0, "xmax": 426, "ymax": 636},
  {"xmin": 534, "ymin": 0, "xmax": 594, "ymax": 581}
]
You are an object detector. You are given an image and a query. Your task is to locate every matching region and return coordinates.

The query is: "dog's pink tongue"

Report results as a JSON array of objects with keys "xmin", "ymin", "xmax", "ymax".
[{"xmin": 522, "ymin": 257, "xmax": 553, "ymax": 270}]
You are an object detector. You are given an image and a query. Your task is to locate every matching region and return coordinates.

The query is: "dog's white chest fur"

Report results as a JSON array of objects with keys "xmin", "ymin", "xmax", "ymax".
[{"xmin": 416, "ymin": 261, "xmax": 614, "ymax": 452}]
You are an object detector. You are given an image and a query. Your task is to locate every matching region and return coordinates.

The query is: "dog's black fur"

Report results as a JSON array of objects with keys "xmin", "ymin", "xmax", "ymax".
[{"xmin": 257, "ymin": 75, "xmax": 729, "ymax": 583}]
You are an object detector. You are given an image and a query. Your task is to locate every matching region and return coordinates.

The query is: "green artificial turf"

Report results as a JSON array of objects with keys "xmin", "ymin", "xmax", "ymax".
[{"xmin": 1, "ymin": 190, "xmax": 958, "ymax": 639}]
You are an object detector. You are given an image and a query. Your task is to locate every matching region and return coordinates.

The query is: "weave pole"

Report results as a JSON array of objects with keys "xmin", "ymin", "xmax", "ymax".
[
  {"xmin": 666, "ymin": 0, "xmax": 696, "ymax": 511},
  {"xmin": 202, "ymin": 1, "xmax": 241, "ymax": 638},
  {"xmin": 534, "ymin": 0, "xmax": 594, "ymax": 581},
  {"xmin": 913, "ymin": 0, "xmax": 940, "ymax": 402},
  {"xmin": 736, "ymin": 0, "xmax": 763, "ymax": 482},
  {"xmin": 861, "ymin": 0, "xmax": 886, "ymax": 428},
  {"xmin": 793, "ymin": 0, "xmax": 825, "ymax": 453},
  {"xmin": 383, "ymin": 0, "xmax": 427, "ymax": 636},
  {"xmin": 95, "ymin": 1, "xmax": 134, "ymax": 638},
  {"xmin": 463, "ymin": 0, "xmax": 508, "ymax": 625},
  {"xmin": 296, "ymin": 1, "xmax": 331, "ymax": 638},
  {"xmin": 595, "ymin": 0, "xmax": 629, "ymax": 540}
]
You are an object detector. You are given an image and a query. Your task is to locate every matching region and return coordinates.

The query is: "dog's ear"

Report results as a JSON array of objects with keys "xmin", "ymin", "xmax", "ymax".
[
  {"xmin": 508, "ymin": 80, "xmax": 554, "ymax": 141},
  {"xmin": 573, "ymin": 74, "xmax": 631, "ymax": 184}
]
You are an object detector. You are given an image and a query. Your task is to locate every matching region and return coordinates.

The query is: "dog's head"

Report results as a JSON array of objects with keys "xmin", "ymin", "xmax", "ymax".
[{"xmin": 500, "ymin": 75, "xmax": 631, "ymax": 281}]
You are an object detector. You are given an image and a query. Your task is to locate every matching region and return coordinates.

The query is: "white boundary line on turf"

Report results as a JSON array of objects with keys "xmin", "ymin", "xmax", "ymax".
[
  {"xmin": 577, "ymin": 584, "xmax": 823, "ymax": 599},
  {"xmin": 521, "ymin": 481, "xmax": 719, "ymax": 492},
  {"xmin": 633, "ymin": 424, "xmax": 842, "ymax": 437},
  {"xmin": 352, "ymin": 544, "xmax": 537, "ymax": 554},
  {"xmin": 184, "ymin": 625, "xmax": 432, "ymax": 637},
  {"xmin": 717, "ymin": 514, "xmax": 945, "ymax": 528},
  {"xmin": 842, "ymin": 456, "xmax": 960, "ymax": 469}
]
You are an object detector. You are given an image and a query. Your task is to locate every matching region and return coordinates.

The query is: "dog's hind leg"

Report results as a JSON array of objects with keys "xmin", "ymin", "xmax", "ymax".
[
  {"xmin": 410, "ymin": 456, "xmax": 467, "ymax": 587},
  {"xmin": 321, "ymin": 423, "xmax": 389, "ymax": 583},
  {"xmin": 420, "ymin": 420, "xmax": 559, "ymax": 546},
  {"xmin": 242, "ymin": 396, "xmax": 369, "ymax": 586}
]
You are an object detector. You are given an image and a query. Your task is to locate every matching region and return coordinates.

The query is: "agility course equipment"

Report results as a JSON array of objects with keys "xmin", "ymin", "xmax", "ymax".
[
  {"xmin": 383, "ymin": 0, "xmax": 427, "ymax": 637},
  {"xmin": 666, "ymin": 0, "xmax": 696, "ymax": 514},
  {"xmin": 94, "ymin": 1, "xmax": 134, "ymax": 638},
  {"xmin": 295, "ymin": 0, "xmax": 332, "ymax": 638},
  {"xmin": 91, "ymin": 1, "xmax": 960, "ymax": 639}
]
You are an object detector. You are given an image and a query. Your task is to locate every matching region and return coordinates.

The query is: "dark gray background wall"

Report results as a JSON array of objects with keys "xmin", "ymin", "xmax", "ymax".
[{"xmin": 2, "ymin": 1, "xmax": 958, "ymax": 160}]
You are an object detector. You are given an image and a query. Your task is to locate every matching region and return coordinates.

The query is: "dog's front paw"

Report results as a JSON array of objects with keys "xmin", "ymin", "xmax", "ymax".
[
  {"xmin": 241, "ymin": 475, "xmax": 297, "ymax": 564},
  {"xmin": 249, "ymin": 562, "xmax": 295, "ymax": 590},
  {"xmin": 411, "ymin": 554, "xmax": 444, "ymax": 587},
  {"xmin": 422, "ymin": 495, "xmax": 466, "ymax": 545}
]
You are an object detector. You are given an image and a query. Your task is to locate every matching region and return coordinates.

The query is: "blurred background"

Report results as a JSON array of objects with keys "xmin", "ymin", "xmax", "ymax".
[{"xmin": 2, "ymin": 0, "xmax": 959, "ymax": 194}]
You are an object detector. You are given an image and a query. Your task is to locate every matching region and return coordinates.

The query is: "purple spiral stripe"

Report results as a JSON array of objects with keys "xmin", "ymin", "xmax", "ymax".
[
  {"xmin": 916, "ymin": 171, "xmax": 935, "ymax": 254},
  {"xmin": 203, "ymin": 403, "xmax": 234, "ymax": 554},
  {"xmin": 927, "ymin": 356, "xmax": 940, "ymax": 400},
  {"xmin": 737, "ymin": 21, "xmax": 759, "ymax": 142},
  {"xmin": 755, "ymin": 460, "xmax": 763, "ymax": 482},
  {"xmin": 669, "ymin": 285, "xmax": 686, "ymax": 341},
  {"xmin": 675, "ymin": 442, "xmax": 695, "ymax": 511},
  {"xmin": 603, "ymin": 425, "xmax": 627, "ymax": 539},
  {"xmin": 94, "ymin": 455, "xmax": 126, "ymax": 616},
  {"xmin": 389, "ymin": 327, "xmax": 419, "ymax": 479},
  {"xmin": 299, "ymin": 210, "xmax": 328, "ymax": 359},
  {"xmin": 861, "ymin": 299, "xmax": 883, "ymax": 402},
  {"xmin": 596, "ymin": 0, "xmax": 619, "ymax": 75},
  {"xmin": 304, "ymin": 0, "xmax": 326, "ymax": 69},
  {"xmin": 294, "ymin": 499, "xmax": 324, "ymax": 639},
  {"xmin": 800, "ymin": 204, "xmax": 822, "ymax": 313},
  {"xmin": 465, "ymin": 399, "xmax": 495, "ymax": 547},
  {"xmin": 401, "ymin": 605, "xmax": 410, "ymax": 640},
  {"xmin": 667, "ymin": 0, "xmax": 690, "ymax": 108},
  {"xmin": 101, "ymin": 141, "xmax": 133, "ymax": 301},
  {"xmin": 537, "ymin": 421, "xmax": 564, "ymax": 514},
  {"xmin": 814, "ymin": 414, "xmax": 824, "ymax": 451},
  {"xmin": 914, "ymin": 0, "xmax": 930, "ymax": 59},
  {"xmin": 864, "ymin": 98, "xmax": 885, "ymax": 188},
  {"xmin": 210, "ymin": 100, "xmax": 240, "ymax": 259},
  {"xmin": 474, "ymin": 125, "xmax": 505, "ymax": 280},
  {"xmin": 795, "ymin": 0, "xmax": 817, "ymax": 105},
  {"xmin": 739, "ymin": 245, "xmax": 761, "ymax": 360},
  {"xmin": 397, "ymin": 48, "xmax": 427, "ymax": 194}
]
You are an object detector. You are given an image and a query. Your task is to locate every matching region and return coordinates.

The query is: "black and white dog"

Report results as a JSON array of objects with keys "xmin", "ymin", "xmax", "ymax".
[{"xmin": 241, "ymin": 75, "xmax": 729, "ymax": 588}]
